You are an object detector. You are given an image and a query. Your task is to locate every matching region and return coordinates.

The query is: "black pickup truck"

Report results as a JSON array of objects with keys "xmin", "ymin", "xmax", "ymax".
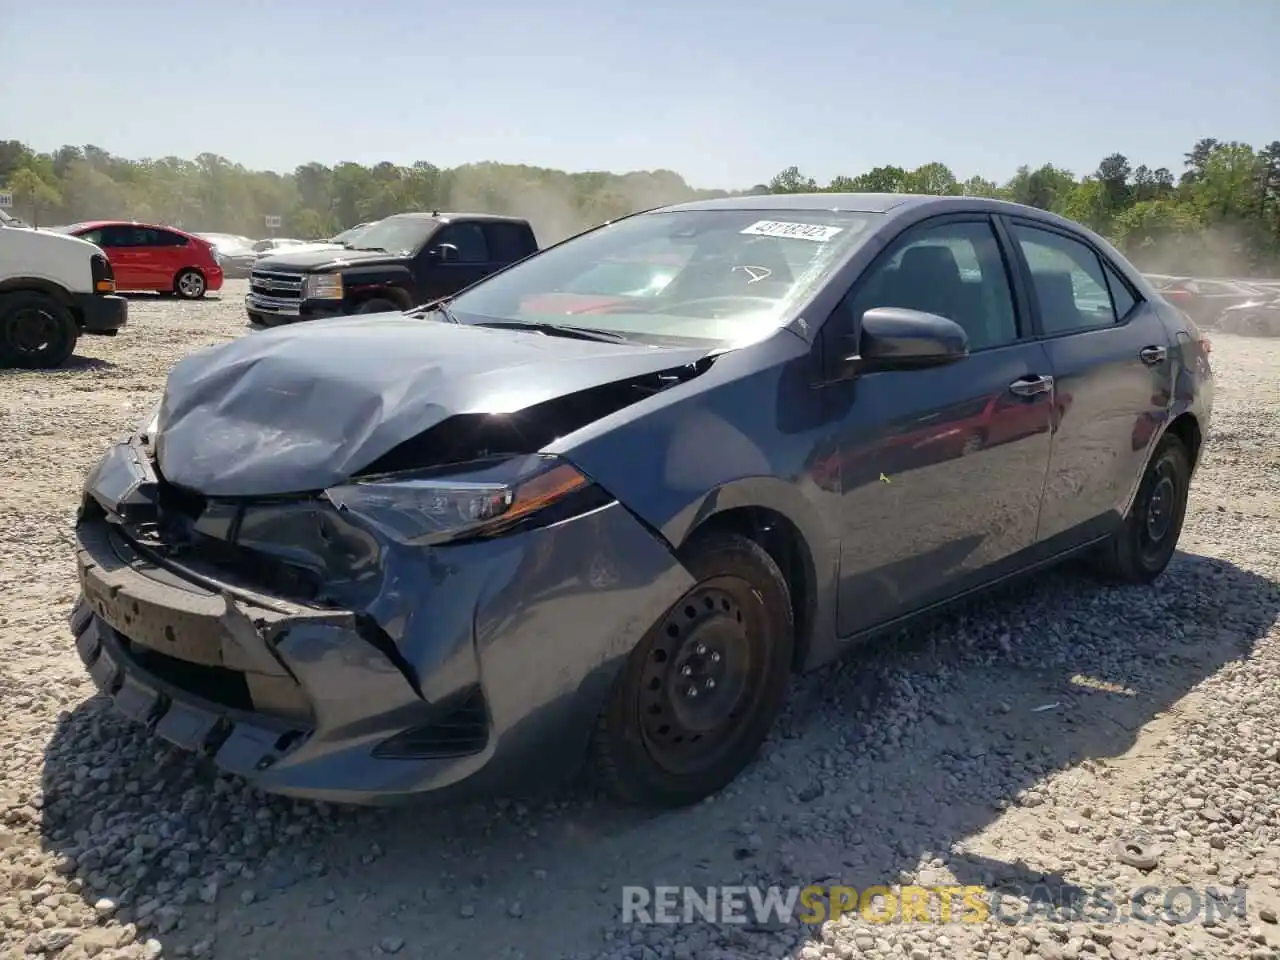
[{"xmin": 245, "ymin": 212, "xmax": 538, "ymax": 326}]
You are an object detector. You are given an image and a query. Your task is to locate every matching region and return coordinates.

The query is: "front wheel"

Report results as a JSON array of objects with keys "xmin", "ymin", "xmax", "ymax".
[
  {"xmin": 1092, "ymin": 433, "xmax": 1191, "ymax": 584},
  {"xmin": 174, "ymin": 269, "xmax": 206, "ymax": 299},
  {"xmin": 0, "ymin": 291, "xmax": 79, "ymax": 369},
  {"xmin": 591, "ymin": 531, "xmax": 794, "ymax": 807}
]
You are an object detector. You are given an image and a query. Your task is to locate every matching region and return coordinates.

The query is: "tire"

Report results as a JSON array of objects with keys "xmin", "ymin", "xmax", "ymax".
[
  {"xmin": 0, "ymin": 291, "xmax": 80, "ymax": 369},
  {"xmin": 355, "ymin": 298, "xmax": 401, "ymax": 315},
  {"xmin": 591, "ymin": 530, "xmax": 794, "ymax": 807},
  {"xmin": 174, "ymin": 269, "xmax": 207, "ymax": 300},
  {"xmin": 1093, "ymin": 433, "xmax": 1191, "ymax": 584}
]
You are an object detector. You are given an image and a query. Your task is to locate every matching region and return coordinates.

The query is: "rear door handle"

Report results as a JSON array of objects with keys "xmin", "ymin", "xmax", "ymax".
[
  {"xmin": 1009, "ymin": 375, "xmax": 1054, "ymax": 397},
  {"xmin": 1140, "ymin": 345, "xmax": 1167, "ymax": 365}
]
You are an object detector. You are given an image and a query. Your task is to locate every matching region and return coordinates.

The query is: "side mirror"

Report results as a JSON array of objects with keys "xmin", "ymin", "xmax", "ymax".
[
  {"xmin": 432, "ymin": 243, "xmax": 460, "ymax": 263},
  {"xmin": 839, "ymin": 307, "xmax": 968, "ymax": 376}
]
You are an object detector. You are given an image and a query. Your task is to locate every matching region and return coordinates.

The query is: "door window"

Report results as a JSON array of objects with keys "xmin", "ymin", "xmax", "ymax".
[
  {"xmin": 1010, "ymin": 224, "xmax": 1122, "ymax": 334},
  {"xmin": 97, "ymin": 225, "xmax": 140, "ymax": 247},
  {"xmin": 152, "ymin": 229, "xmax": 190, "ymax": 247},
  {"xmin": 483, "ymin": 222, "xmax": 531, "ymax": 262},
  {"xmin": 1102, "ymin": 260, "xmax": 1138, "ymax": 320},
  {"xmin": 434, "ymin": 223, "xmax": 489, "ymax": 263},
  {"xmin": 131, "ymin": 227, "xmax": 163, "ymax": 247},
  {"xmin": 841, "ymin": 218, "xmax": 1020, "ymax": 350}
]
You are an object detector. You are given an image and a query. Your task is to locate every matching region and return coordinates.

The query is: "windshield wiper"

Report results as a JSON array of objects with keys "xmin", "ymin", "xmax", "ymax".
[
  {"xmin": 405, "ymin": 297, "xmax": 460, "ymax": 323},
  {"xmin": 472, "ymin": 320, "xmax": 633, "ymax": 343}
]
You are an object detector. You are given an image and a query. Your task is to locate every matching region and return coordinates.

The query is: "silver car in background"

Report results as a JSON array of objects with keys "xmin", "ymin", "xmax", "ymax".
[{"xmin": 197, "ymin": 233, "xmax": 258, "ymax": 279}]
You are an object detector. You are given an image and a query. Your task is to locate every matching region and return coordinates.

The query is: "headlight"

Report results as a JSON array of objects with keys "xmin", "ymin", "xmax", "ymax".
[
  {"xmin": 304, "ymin": 274, "xmax": 344, "ymax": 300},
  {"xmin": 324, "ymin": 455, "xmax": 602, "ymax": 545}
]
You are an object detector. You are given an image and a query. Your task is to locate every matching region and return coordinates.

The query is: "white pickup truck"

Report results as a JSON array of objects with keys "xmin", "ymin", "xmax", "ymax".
[{"xmin": 0, "ymin": 208, "xmax": 128, "ymax": 368}]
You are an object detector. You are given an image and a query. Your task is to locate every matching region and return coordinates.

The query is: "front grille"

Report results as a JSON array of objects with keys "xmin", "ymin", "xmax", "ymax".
[
  {"xmin": 143, "ymin": 464, "xmax": 324, "ymax": 603},
  {"xmin": 249, "ymin": 270, "xmax": 305, "ymax": 300}
]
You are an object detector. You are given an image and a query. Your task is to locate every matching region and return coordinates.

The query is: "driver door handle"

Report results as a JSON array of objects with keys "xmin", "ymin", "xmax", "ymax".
[
  {"xmin": 1008, "ymin": 374, "xmax": 1054, "ymax": 397},
  {"xmin": 1139, "ymin": 345, "xmax": 1167, "ymax": 365}
]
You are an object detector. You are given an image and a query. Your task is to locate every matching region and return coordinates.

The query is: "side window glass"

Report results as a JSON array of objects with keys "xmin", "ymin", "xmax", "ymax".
[
  {"xmin": 434, "ymin": 224, "xmax": 489, "ymax": 263},
  {"xmin": 1011, "ymin": 225, "xmax": 1117, "ymax": 333},
  {"xmin": 484, "ymin": 223, "xmax": 530, "ymax": 262},
  {"xmin": 1102, "ymin": 260, "xmax": 1138, "ymax": 320},
  {"xmin": 842, "ymin": 219, "xmax": 1019, "ymax": 351},
  {"xmin": 155, "ymin": 230, "xmax": 188, "ymax": 247},
  {"xmin": 98, "ymin": 226, "xmax": 131, "ymax": 247},
  {"xmin": 79, "ymin": 229, "xmax": 103, "ymax": 246}
]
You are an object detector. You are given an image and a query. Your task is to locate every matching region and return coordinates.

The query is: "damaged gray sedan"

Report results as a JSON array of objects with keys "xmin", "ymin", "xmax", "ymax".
[{"xmin": 72, "ymin": 194, "xmax": 1211, "ymax": 806}]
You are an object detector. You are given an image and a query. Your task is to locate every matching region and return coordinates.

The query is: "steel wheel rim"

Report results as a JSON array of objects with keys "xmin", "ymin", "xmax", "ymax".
[
  {"xmin": 1139, "ymin": 457, "xmax": 1180, "ymax": 560},
  {"xmin": 6, "ymin": 307, "xmax": 59, "ymax": 355},
  {"xmin": 637, "ymin": 578, "xmax": 766, "ymax": 776},
  {"xmin": 179, "ymin": 273, "xmax": 204, "ymax": 296}
]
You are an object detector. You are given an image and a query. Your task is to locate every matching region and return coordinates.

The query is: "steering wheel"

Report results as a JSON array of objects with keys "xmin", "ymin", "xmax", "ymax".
[{"xmin": 644, "ymin": 295, "xmax": 779, "ymax": 318}]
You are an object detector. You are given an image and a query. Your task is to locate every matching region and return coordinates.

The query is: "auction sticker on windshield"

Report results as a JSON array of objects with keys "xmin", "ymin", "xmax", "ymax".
[{"xmin": 740, "ymin": 220, "xmax": 844, "ymax": 242}]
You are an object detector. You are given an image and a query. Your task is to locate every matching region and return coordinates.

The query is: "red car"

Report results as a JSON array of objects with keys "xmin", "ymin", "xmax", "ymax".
[{"xmin": 60, "ymin": 221, "xmax": 223, "ymax": 299}]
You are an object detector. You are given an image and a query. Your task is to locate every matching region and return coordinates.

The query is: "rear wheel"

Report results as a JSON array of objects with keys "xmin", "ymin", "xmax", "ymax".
[
  {"xmin": 174, "ymin": 269, "xmax": 206, "ymax": 299},
  {"xmin": 592, "ymin": 531, "xmax": 794, "ymax": 807},
  {"xmin": 1093, "ymin": 433, "xmax": 1191, "ymax": 584},
  {"xmin": 0, "ymin": 292, "xmax": 79, "ymax": 369}
]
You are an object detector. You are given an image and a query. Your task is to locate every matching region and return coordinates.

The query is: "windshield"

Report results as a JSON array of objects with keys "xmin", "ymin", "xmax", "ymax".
[
  {"xmin": 332, "ymin": 222, "xmax": 375, "ymax": 245},
  {"xmin": 200, "ymin": 233, "xmax": 252, "ymax": 253},
  {"xmin": 447, "ymin": 209, "xmax": 877, "ymax": 346},
  {"xmin": 347, "ymin": 217, "xmax": 437, "ymax": 255}
]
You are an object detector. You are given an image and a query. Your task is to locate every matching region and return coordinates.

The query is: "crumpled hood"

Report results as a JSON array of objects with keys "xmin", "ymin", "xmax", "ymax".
[
  {"xmin": 155, "ymin": 315, "xmax": 710, "ymax": 497},
  {"xmin": 254, "ymin": 247, "xmax": 394, "ymax": 272}
]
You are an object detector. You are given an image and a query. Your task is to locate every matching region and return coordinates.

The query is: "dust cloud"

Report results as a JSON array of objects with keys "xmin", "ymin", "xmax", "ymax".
[
  {"xmin": 1126, "ymin": 224, "xmax": 1278, "ymax": 281},
  {"xmin": 442, "ymin": 164, "xmax": 724, "ymax": 246}
]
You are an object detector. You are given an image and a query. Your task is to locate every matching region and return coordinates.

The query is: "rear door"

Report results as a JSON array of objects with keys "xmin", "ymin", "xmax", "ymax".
[
  {"xmin": 127, "ymin": 227, "xmax": 168, "ymax": 287},
  {"xmin": 832, "ymin": 215, "xmax": 1056, "ymax": 635},
  {"xmin": 1001, "ymin": 218, "xmax": 1172, "ymax": 550},
  {"xmin": 152, "ymin": 228, "xmax": 194, "ymax": 285},
  {"xmin": 85, "ymin": 225, "xmax": 149, "ymax": 289},
  {"xmin": 420, "ymin": 222, "xmax": 495, "ymax": 299}
]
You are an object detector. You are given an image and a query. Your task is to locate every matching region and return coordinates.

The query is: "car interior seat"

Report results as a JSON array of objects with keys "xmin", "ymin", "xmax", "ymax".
[{"xmin": 1030, "ymin": 270, "xmax": 1082, "ymax": 334}]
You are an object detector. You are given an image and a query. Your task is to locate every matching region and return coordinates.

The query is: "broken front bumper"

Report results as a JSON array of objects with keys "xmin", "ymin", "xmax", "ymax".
[
  {"xmin": 73, "ymin": 516, "xmax": 494, "ymax": 802},
  {"xmin": 72, "ymin": 438, "xmax": 694, "ymax": 804}
]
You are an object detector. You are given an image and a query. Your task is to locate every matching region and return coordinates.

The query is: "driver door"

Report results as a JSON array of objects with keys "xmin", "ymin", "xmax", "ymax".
[{"xmin": 830, "ymin": 215, "xmax": 1056, "ymax": 636}]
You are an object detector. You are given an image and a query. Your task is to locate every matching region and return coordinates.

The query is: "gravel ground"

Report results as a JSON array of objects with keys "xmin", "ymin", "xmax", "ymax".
[{"xmin": 1, "ymin": 281, "xmax": 1278, "ymax": 960}]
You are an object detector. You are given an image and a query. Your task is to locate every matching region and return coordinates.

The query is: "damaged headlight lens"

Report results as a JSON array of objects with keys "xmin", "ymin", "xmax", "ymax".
[{"xmin": 324, "ymin": 455, "xmax": 602, "ymax": 545}]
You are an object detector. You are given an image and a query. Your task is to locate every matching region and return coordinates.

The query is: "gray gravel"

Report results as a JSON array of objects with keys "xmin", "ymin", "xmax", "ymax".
[{"xmin": 1, "ymin": 282, "xmax": 1277, "ymax": 960}]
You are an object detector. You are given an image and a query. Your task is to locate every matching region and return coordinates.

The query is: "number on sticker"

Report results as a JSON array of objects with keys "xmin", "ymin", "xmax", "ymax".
[{"xmin": 740, "ymin": 220, "xmax": 843, "ymax": 242}]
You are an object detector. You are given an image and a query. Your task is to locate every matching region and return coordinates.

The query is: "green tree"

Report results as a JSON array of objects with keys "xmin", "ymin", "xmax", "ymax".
[
  {"xmin": 5, "ymin": 168, "xmax": 61, "ymax": 226},
  {"xmin": 1, "ymin": 135, "xmax": 1277, "ymax": 275}
]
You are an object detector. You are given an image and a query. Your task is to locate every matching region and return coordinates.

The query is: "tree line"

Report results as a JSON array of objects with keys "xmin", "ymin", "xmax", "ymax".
[{"xmin": 2, "ymin": 136, "xmax": 1278, "ymax": 276}]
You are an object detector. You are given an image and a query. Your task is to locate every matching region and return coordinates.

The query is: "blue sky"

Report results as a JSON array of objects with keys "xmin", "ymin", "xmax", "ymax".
[{"xmin": 2, "ymin": 0, "xmax": 1276, "ymax": 190}]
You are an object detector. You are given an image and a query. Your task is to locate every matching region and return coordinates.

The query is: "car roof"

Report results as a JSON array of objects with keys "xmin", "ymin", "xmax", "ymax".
[
  {"xmin": 383, "ymin": 211, "xmax": 530, "ymax": 225},
  {"xmin": 652, "ymin": 192, "xmax": 1091, "ymax": 227},
  {"xmin": 71, "ymin": 219, "xmax": 196, "ymax": 238}
]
